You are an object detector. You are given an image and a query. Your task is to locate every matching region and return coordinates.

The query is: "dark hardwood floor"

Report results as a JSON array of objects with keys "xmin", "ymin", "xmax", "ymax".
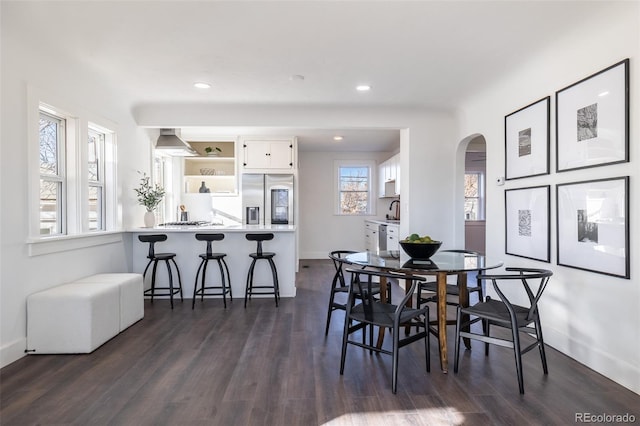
[{"xmin": 2, "ymin": 259, "xmax": 639, "ymax": 425}]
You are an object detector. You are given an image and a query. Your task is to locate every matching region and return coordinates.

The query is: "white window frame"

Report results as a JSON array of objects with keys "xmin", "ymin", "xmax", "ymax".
[
  {"xmin": 27, "ymin": 86, "xmax": 120, "ymax": 254},
  {"xmin": 38, "ymin": 110, "xmax": 67, "ymax": 236},
  {"xmin": 88, "ymin": 125, "xmax": 106, "ymax": 231},
  {"xmin": 334, "ymin": 160, "xmax": 376, "ymax": 216},
  {"xmin": 464, "ymin": 172, "xmax": 486, "ymax": 221}
]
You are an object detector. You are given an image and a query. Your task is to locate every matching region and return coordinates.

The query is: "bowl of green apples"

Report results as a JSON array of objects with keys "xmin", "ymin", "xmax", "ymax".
[{"xmin": 399, "ymin": 234, "xmax": 442, "ymax": 259}]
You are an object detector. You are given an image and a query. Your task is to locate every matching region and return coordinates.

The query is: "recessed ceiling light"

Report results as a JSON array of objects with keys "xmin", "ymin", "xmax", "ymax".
[
  {"xmin": 193, "ymin": 82, "xmax": 211, "ymax": 89},
  {"xmin": 356, "ymin": 85, "xmax": 371, "ymax": 92},
  {"xmin": 333, "ymin": 136, "xmax": 344, "ymax": 141}
]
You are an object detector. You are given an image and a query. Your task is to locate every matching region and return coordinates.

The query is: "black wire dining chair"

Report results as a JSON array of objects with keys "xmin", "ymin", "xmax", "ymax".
[
  {"xmin": 453, "ymin": 267, "xmax": 553, "ymax": 394},
  {"xmin": 340, "ymin": 268, "xmax": 430, "ymax": 394}
]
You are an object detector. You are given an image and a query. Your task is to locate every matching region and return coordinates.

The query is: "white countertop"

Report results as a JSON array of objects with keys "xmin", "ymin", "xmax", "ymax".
[
  {"xmin": 131, "ymin": 224, "xmax": 296, "ymax": 233},
  {"xmin": 365, "ymin": 219, "xmax": 400, "ymax": 226}
]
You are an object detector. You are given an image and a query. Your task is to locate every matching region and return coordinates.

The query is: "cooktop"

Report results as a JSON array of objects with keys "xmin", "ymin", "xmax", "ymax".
[{"xmin": 158, "ymin": 221, "xmax": 211, "ymax": 226}]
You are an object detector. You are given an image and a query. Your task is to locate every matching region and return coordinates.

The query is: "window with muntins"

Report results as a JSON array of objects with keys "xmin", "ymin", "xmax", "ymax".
[
  {"xmin": 32, "ymin": 100, "xmax": 117, "ymax": 240},
  {"xmin": 464, "ymin": 172, "xmax": 485, "ymax": 220},
  {"xmin": 335, "ymin": 161, "xmax": 374, "ymax": 215},
  {"xmin": 39, "ymin": 111, "xmax": 66, "ymax": 235},
  {"xmin": 88, "ymin": 126, "xmax": 105, "ymax": 231}
]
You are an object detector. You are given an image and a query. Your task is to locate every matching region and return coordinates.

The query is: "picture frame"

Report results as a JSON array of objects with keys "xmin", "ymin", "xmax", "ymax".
[
  {"xmin": 556, "ymin": 177, "xmax": 629, "ymax": 278},
  {"xmin": 556, "ymin": 59, "xmax": 629, "ymax": 172},
  {"xmin": 505, "ymin": 96, "xmax": 550, "ymax": 180},
  {"xmin": 505, "ymin": 185, "xmax": 550, "ymax": 262}
]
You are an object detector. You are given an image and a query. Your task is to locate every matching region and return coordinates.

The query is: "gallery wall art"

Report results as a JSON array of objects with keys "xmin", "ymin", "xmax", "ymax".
[
  {"xmin": 556, "ymin": 59, "xmax": 629, "ymax": 172},
  {"xmin": 556, "ymin": 176, "xmax": 629, "ymax": 278},
  {"xmin": 505, "ymin": 97, "xmax": 550, "ymax": 180},
  {"xmin": 505, "ymin": 185, "xmax": 550, "ymax": 262}
]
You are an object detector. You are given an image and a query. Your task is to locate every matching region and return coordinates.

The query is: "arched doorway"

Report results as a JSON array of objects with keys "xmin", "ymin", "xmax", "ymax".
[{"xmin": 456, "ymin": 134, "xmax": 486, "ymax": 254}]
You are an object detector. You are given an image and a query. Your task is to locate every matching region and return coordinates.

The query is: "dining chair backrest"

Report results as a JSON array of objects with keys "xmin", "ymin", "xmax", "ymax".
[
  {"xmin": 329, "ymin": 250, "xmax": 356, "ymax": 289},
  {"xmin": 346, "ymin": 268, "xmax": 426, "ymax": 319},
  {"xmin": 340, "ymin": 267, "xmax": 430, "ymax": 393},
  {"xmin": 478, "ymin": 267, "xmax": 552, "ymax": 322}
]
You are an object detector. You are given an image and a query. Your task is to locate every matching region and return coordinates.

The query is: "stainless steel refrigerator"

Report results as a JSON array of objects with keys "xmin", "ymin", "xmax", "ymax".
[{"xmin": 241, "ymin": 174, "xmax": 294, "ymax": 225}]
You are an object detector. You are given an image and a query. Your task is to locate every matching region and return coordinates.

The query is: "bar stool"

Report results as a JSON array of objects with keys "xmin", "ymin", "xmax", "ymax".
[
  {"xmin": 193, "ymin": 233, "xmax": 232, "ymax": 308},
  {"xmin": 138, "ymin": 234, "xmax": 183, "ymax": 309},
  {"xmin": 244, "ymin": 233, "xmax": 280, "ymax": 307}
]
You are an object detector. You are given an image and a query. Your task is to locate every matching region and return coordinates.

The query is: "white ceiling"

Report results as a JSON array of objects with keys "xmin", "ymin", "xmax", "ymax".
[
  {"xmin": 6, "ymin": 0, "xmax": 613, "ymax": 152},
  {"xmin": 179, "ymin": 126, "xmax": 401, "ymax": 152}
]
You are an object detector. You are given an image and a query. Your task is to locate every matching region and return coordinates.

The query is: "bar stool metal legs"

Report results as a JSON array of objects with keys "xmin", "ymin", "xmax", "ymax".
[
  {"xmin": 139, "ymin": 234, "xmax": 183, "ymax": 309},
  {"xmin": 244, "ymin": 233, "xmax": 280, "ymax": 307},
  {"xmin": 192, "ymin": 233, "xmax": 232, "ymax": 308}
]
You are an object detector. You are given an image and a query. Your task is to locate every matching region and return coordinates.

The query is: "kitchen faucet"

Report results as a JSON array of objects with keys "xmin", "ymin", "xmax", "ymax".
[{"xmin": 388, "ymin": 199, "xmax": 400, "ymax": 220}]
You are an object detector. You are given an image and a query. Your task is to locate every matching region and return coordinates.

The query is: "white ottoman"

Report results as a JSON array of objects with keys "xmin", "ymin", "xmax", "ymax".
[
  {"xmin": 74, "ymin": 273, "xmax": 144, "ymax": 331},
  {"xmin": 27, "ymin": 283, "xmax": 120, "ymax": 354}
]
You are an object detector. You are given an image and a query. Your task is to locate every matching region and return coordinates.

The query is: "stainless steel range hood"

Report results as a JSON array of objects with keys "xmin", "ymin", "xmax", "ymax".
[{"xmin": 155, "ymin": 128, "xmax": 197, "ymax": 156}]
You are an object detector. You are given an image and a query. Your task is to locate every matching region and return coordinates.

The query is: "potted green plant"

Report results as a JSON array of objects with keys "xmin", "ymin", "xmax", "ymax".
[
  {"xmin": 134, "ymin": 172, "xmax": 165, "ymax": 227},
  {"xmin": 204, "ymin": 146, "xmax": 222, "ymax": 156}
]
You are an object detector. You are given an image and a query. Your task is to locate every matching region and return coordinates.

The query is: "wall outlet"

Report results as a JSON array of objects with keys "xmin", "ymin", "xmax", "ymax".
[{"xmin": 496, "ymin": 176, "xmax": 505, "ymax": 186}]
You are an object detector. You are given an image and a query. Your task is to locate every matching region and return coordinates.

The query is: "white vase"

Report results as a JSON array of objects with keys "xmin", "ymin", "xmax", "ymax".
[{"xmin": 144, "ymin": 211, "xmax": 155, "ymax": 228}]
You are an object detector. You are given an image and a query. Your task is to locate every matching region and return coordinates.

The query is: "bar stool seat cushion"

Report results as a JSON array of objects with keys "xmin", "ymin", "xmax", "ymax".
[
  {"xmin": 199, "ymin": 253, "xmax": 226, "ymax": 260},
  {"xmin": 249, "ymin": 252, "xmax": 276, "ymax": 259},
  {"xmin": 152, "ymin": 253, "xmax": 177, "ymax": 260}
]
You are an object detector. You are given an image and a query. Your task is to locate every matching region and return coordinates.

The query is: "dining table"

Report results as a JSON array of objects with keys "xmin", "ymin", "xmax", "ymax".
[{"xmin": 344, "ymin": 250, "xmax": 503, "ymax": 373}]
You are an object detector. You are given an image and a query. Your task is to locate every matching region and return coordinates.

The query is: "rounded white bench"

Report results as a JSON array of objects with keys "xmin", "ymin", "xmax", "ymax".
[{"xmin": 26, "ymin": 273, "xmax": 143, "ymax": 354}]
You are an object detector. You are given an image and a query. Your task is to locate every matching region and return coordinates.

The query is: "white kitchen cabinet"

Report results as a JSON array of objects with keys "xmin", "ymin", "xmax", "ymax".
[
  {"xmin": 378, "ymin": 162, "xmax": 387, "ymax": 198},
  {"xmin": 242, "ymin": 139, "xmax": 295, "ymax": 170},
  {"xmin": 364, "ymin": 221, "xmax": 378, "ymax": 253},
  {"xmin": 387, "ymin": 224, "xmax": 400, "ymax": 252},
  {"xmin": 378, "ymin": 153, "xmax": 400, "ymax": 198},
  {"xmin": 394, "ymin": 155, "xmax": 401, "ymax": 195}
]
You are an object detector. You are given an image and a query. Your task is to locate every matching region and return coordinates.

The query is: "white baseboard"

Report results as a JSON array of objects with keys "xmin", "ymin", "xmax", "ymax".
[
  {"xmin": 545, "ymin": 326, "xmax": 639, "ymax": 395},
  {"xmin": 299, "ymin": 251, "xmax": 332, "ymax": 260},
  {"xmin": 1, "ymin": 337, "xmax": 27, "ymax": 368}
]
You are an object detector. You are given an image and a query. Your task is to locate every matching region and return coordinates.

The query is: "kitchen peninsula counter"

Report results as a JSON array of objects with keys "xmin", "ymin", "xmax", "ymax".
[{"xmin": 130, "ymin": 224, "xmax": 297, "ymax": 301}]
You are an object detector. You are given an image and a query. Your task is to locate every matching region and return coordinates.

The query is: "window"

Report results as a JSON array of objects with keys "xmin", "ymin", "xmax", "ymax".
[
  {"xmin": 335, "ymin": 160, "xmax": 374, "ymax": 215},
  {"xmin": 39, "ymin": 111, "xmax": 66, "ymax": 235},
  {"xmin": 153, "ymin": 154, "xmax": 169, "ymax": 224},
  {"xmin": 88, "ymin": 126, "xmax": 105, "ymax": 231},
  {"xmin": 30, "ymin": 94, "xmax": 117, "ymax": 242},
  {"xmin": 464, "ymin": 172, "xmax": 485, "ymax": 220}
]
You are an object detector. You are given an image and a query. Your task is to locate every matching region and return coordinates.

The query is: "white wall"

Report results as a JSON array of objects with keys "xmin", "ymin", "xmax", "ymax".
[
  {"xmin": 10, "ymin": 2, "xmax": 635, "ymax": 397},
  {"xmin": 455, "ymin": 3, "xmax": 639, "ymax": 394},
  {"xmin": 135, "ymin": 105, "xmax": 460, "ymax": 252},
  {"xmin": 0, "ymin": 6, "xmax": 149, "ymax": 366},
  {"xmin": 298, "ymin": 151, "xmax": 394, "ymax": 259},
  {"xmin": 2, "ymin": 42, "xmax": 460, "ymax": 370}
]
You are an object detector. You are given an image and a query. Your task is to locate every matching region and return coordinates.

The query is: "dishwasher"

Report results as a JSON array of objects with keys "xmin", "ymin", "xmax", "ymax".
[{"xmin": 378, "ymin": 224, "xmax": 387, "ymax": 255}]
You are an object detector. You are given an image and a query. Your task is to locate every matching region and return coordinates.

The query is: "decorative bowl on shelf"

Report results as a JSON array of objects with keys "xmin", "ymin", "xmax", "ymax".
[
  {"xmin": 200, "ymin": 168, "xmax": 215, "ymax": 175},
  {"xmin": 399, "ymin": 240, "xmax": 442, "ymax": 259}
]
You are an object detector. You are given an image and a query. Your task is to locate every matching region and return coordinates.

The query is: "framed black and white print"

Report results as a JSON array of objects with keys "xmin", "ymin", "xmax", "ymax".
[
  {"xmin": 505, "ymin": 97, "xmax": 550, "ymax": 180},
  {"xmin": 556, "ymin": 177, "xmax": 629, "ymax": 278},
  {"xmin": 505, "ymin": 185, "xmax": 550, "ymax": 262},
  {"xmin": 556, "ymin": 59, "xmax": 629, "ymax": 172}
]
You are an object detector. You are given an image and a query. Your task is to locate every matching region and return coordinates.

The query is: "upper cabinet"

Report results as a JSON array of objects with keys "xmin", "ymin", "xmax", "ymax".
[
  {"xmin": 182, "ymin": 141, "xmax": 237, "ymax": 195},
  {"xmin": 242, "ymin": 138, "xmax": 296, "ymax": 171},
  {"xmin": 378, "ymin": 153, "xmax": 400, "ymax": 198}
]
